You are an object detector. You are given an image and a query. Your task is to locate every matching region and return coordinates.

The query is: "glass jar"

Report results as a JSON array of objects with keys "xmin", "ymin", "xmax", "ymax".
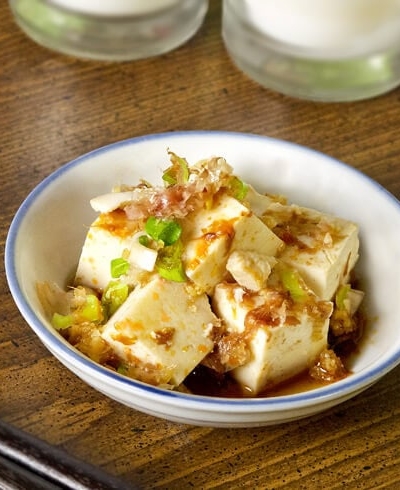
[
  {"xmin": 9, "ymin": 0, "xmax": 209, "ymax": 61},
  {"xmin": 222, "ymin": 0, "xmax": 400, "ymax": 102}
]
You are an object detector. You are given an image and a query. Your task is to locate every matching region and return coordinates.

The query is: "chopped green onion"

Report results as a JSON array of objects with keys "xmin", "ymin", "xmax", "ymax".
[
  {"xmin": 162, "ymin": 152, "xmax": 189, "ymax": 186},
  {"xmin": 80, "ymin": 294, "xmax": 103, "ymax": 322},
  {"xmin": 145, "ymin": 217, "xmax": 182, "ymax": 246},
  {"xmin": 229, "ymin": 176, "xmax": 248, "ymax": 201},
  {"xmin": 162, "ymin": 169, "xmax": 177, "ymax": 186},
  {"xmin": 52, "ymin": 312, "xmax": 73, "ymax": 330},
  {"xmin": 280, "ymin": 267, "xmax": 308, "ymax": 302},
  {"xmin": 102, "ymin": 281, "xmax": 129, "ymax": 316},
  {"xmin": 335, "ymin": 284, "xmax": 350, "ymax": 310},
  {"xmin": 111, "ymin": 257, "xmax": 130, "ymax": 278},
  {"xmin": 117, "ymin": 364, "xmax": 129, "ymax": 375},
  {"xmin": 138, "ymin": 234, "xmax": 150, "ymax": 247},
  {"xmin": 51, "ymin": 294, "xmax": 103, "ymax": 330},
  {"xmin": 156, "ymin": 241, "xmax": 186, "ymax": 282}
]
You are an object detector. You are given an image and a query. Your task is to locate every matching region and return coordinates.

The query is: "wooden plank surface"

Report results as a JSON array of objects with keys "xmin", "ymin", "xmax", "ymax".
[{"xmin": 1, "ymin": 2, "xmax": 399, "ymax": 488}]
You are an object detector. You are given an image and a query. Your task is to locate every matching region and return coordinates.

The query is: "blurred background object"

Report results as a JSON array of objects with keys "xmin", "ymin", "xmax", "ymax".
[
  {"xmin": 8, "ymin": 0, "xmax": 209, "ymax": 60},
  {"xmin": 222, "ymin": 0, "xmax": 400, "ymax": 101}
]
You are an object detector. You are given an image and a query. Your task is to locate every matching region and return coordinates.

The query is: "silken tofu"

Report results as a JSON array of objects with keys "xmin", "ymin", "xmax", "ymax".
[
  {"xmin": 212, "ymin": 282, "xmax": 333, "ymax": 394},
  {"xmin": 101, "ymin": 276, "xmax": 219, "ymax": 387},
  {"xmin": 63, "ymin": 153, "xmax": 362, "ymax": 395},
  {"xmin": 75, "ymin": 210, "xmax": 156, "ymax": 291},
  {"xmin": 226, "ymin": 250, "xmax": 277, "ymax": 292},
  {"xmin": 180, "ymin": 194, "xmax": 283, "ymax": 293},
  {"xmin": 262, "ymin": 203, "xmax": 359, "ymax": 300}
]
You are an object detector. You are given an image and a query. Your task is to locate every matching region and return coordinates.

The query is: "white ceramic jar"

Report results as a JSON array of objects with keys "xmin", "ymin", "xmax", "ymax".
[
  {"xmin": 9, "ymin": 0, "xmax": 209, "ymax": 60},
  {"xmin": 222, "ymin": 0, "xmax": 400, "ymax": 101}
]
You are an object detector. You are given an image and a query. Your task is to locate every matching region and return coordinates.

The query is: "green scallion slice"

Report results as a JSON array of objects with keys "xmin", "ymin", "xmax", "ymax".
[
  {"xmin": 162, "ymin": 152, "xmax": 190, "ymax": 186},
  {"xmin": 281, "ymin": 267, "xmax": 308, "ymax": 302},
  {"xmin": 111, "ymin": 257, "xmax": 130, "ymax": 278},
  {"xmin": 51, "ymin": 312, "xmax": 73, "ymax": 330},
  {"xmin": 229, "ymin": 176, "xmax": 248, "ymax": 201},
  {"xmin": 155, "ymin": 241, "xmax": 186, "ymax": 282},
  {"xmin": 145, "ymin": 217, "xmax": 182, "ymax": 246},
  {"xmin": 335, "ymin": 284, "xmax": 350, "ymax": 310},
  {"xmin": 138, "ymin": 234, "xmax": 150, "ymax": 247},
  {"xmin": 80, "ymin": 294, "xmax": 103, "ymax": 322},
  {"xmin": 102, "ymin": 281, "xmax": 129, "ymax": 316}
]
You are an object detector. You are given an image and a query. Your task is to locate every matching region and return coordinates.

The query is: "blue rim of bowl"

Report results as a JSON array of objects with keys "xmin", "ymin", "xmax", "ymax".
[{"xmin": 5, "ymin": 130, "xmax": 400, "ymax": 411}]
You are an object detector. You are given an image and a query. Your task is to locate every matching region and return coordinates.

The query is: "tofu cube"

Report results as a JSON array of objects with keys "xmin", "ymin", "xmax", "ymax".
[
  {"xmin": 262, "ymin": 203, "xmax": 359, "ymax": 300},
  {"xmin": 101, "ymin": 277, "xmax": 218, "ymax": 387},
  {"xmin": 182, "ymin": 235, "xmax": 231, "ymax": 295},
  {"xmin": 212, "ymin": 282, "xmax": 332, "ymax": 394},
  {"xmin": 75, "ymin": 211, "xmax": 156, "ymax": 291},
  {"xmin": 180, "ymin": 194, "xmax": 283, "ymax": 293},
  {"xmin": 226, "ymin": 250, "xmax": 277, "ymax": 291}
]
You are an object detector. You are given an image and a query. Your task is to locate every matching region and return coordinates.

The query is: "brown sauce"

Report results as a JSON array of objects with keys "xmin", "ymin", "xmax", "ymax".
[
  {"xmin": 183, "ymin": 328, "xmax": 365, "ymax": 399},
  {"xmin": 183, "ymin": 364, "xmax": 329, "ymax": 398}
]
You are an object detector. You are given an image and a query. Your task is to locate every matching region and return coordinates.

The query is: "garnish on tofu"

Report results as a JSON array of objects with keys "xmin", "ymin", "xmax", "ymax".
[
  {"xmin": 145, "ymin": 216, "xmax": 182, "ymax": 246},
  {"xmin": 162, "ymin": 151, "xmax": 190, "ymax": 186},
  {"xmin": 38, "ymin": 152, "xmax": 364, "ymax": 397},
  {"xmin": 111, "ymin": 257, "xmax": 130, "ymax": 278},
  {"xmin": 102, "ymin": 280, "xmax": 129, "ymax": 317}
]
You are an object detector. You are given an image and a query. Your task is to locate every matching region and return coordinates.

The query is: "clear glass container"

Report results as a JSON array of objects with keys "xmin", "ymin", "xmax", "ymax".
[
  {"xmin": 8, "ymin": 0, "xmax": 209, "ymax": 61},
  {"xmin": 222, "ymin": 0, "xmax": 400, "ymax": 102}
]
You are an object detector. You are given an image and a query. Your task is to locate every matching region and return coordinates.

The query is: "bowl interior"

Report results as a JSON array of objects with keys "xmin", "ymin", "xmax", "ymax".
[{"xmin": 6, "ymin": 131, "xmax": 400, "ymax": 404}]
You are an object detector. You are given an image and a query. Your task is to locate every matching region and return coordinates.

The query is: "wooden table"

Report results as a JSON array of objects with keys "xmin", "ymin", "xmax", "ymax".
[{"xmin": 1, "ymin": 2, "xmax": 399, "ymax": 488}]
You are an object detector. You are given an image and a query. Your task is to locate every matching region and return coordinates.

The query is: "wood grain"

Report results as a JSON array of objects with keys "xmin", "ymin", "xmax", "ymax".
[
  {"xmin": 1, "ymin": 2, "xmax": 399, "ymax": 488},
  {"xmin": 0, "ymin": 420, "xmax": 131, "ymax": 489}
]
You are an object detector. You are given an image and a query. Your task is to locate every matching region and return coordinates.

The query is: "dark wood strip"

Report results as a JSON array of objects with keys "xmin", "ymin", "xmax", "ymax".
[{"xmin": 0, "ymin": 420, "xmax": 133, "ymax": 489}]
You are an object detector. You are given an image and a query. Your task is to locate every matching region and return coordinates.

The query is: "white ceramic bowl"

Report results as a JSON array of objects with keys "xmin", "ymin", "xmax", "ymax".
[{"xmin": 5, "ymin": 131, "xmax": 400, "ymax": 427}]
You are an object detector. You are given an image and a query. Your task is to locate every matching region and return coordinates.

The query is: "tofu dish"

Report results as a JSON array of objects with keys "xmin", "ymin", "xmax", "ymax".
[{"xmin": 38, "ymin": 152, "xmax": 364, "ymax": 397}]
